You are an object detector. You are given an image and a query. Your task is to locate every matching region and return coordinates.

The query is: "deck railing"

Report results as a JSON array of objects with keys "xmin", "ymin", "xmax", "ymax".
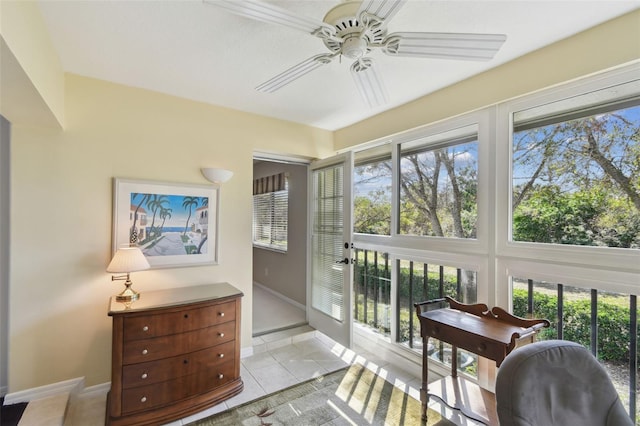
[
  {"xmin": 515, "ymin": 279, "xmax": 638, "ymax": 421},
  {"xmin": 354, "ymin": 248, "xmax": 638, "ymax": 421},
  {"xmin": 353, "ymin": 248, "xmax": 478, "ymax": 375}
]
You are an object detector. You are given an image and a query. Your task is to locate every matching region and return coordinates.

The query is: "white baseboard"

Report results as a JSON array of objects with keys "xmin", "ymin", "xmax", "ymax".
[
  {"xmin": 78, "ymin": 382, "xmax": 110, "ymax": 398},
  {"xmin": 253, "ymin": 281, "xmax": 306, "ymax": 311},
  {"xmin": 3, "ymin": 377, "xmax": 84, "ymax": 405},
  {"xmin": 241, "ymin": 346, "xmax": 254, "ymax": 359}
]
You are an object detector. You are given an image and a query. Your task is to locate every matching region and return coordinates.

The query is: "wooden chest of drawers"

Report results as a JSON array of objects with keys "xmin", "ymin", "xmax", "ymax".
[{"xmin": 106, "ymin": 283, "xmax": 243, "ymax": 426}]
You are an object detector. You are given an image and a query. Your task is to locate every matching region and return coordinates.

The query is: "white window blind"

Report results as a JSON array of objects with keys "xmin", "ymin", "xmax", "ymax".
[
  {"xmin": 311, "ymin": 166, "xmax": 344, "ymax": 321},
  {"xmin": 252, "ymin": 174, "xmax": 288, "ymax": 251}
]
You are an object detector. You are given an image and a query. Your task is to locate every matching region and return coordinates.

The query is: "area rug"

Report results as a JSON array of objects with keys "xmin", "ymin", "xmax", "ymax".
[
  {"xmin": 187, "ymin": 363, "xmax": 455, "ymax": 426},
  {"xmin": 1, "ymin": 397, "xmax": 28, "ymax": 426}
]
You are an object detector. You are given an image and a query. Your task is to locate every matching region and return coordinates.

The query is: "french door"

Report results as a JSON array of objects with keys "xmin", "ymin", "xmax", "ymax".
[{"xmin": 308, "ymin": 153, "xmax": 353, "ymax": 348}]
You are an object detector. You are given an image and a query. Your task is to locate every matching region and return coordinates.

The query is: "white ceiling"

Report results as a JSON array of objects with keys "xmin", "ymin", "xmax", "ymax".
[{"xmin": 37, "ymin": 0, "xmax": 639, "ymax": 131}]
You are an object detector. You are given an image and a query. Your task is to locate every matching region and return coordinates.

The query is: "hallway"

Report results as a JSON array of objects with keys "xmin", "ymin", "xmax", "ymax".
[{"xmin": 252, "ymin": 284, "xmax": 307, "ymax": 336}]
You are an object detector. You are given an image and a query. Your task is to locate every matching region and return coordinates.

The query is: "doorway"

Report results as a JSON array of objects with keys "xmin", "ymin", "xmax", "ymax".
[{"xmin": 252, "ymin": 157, "xmax": 309, "ymax": 336}]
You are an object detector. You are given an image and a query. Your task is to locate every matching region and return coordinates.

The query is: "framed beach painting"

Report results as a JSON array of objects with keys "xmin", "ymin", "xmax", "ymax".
[{"xmin": 112, "ymin": 178, "xmax": 219, "ymax": 268}]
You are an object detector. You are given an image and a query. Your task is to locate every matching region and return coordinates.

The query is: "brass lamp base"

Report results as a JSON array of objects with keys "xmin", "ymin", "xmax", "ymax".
[{"xmin": 115, "ymin": 279, "xmax": 140, "ymax": 302}]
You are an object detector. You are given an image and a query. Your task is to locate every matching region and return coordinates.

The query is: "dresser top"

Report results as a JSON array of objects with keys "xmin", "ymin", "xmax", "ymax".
[{"xmin": 108, "ymin": 282, "xmax": 243, "ymax": 315}]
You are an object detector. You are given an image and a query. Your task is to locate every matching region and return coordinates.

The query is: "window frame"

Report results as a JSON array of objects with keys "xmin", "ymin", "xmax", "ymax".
[
  {"xmin": 495, "ymin": 65, "xmax": 640, "ymax": 274},
  {"xmin": 346, "ymin": 63, "xmax": 639, "ymax": 396},
  {"xmin": 352, "ymin": 110, "xmax": 492, "ymax": 259}
]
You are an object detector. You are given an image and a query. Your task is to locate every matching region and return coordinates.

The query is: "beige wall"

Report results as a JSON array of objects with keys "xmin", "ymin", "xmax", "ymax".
[
  {"xmin": 334, "ymin": 10, "xmax": 640, "ymax": 150},
  {"xmin": 0, "ymin": 1, "xmax": 65, "ymax": 128},
  {"xmin": 8, "ymin": 74, "xmax": 332, "ymax": 391},
  {"xmin": 253, "ymin": 161, "xmax": 308, "ymax": 306}
]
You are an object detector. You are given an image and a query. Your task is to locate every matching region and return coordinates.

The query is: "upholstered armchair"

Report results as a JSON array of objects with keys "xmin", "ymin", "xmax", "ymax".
[{"xmin": 495, "ymin": 340, "xmax": 633, "ymax": 426}]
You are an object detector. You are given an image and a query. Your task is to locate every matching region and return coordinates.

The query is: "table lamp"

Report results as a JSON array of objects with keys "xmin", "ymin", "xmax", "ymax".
[{"xmin": 107, "ymin": 246, "xmax": 150, "ymax": 302}]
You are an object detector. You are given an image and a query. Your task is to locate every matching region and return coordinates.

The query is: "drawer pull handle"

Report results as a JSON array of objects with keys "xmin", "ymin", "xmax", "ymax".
[
  {"xmin": 184, "ymin": 314, "xmax": 189, "ymax": 319},
  {"xmin": 141, "ymin": 373, "xmax": 148, "ymax": 379},
  {"xmin": 142, "ymin": 326, "xmax": 149, "ymax": 332},
  {"xmin": 183, "ymin": 359, "xmax": 189, "ymax": 364},
  {"xmin": 219, "ymin": 312, "xmax": 225, "ymax": 317},
  {"xmin": 142, "ymin": 349, "xmax": 148, "ymax": 355},
  {"xmin": 218, "ymin": 353, "xmax": 225, "ymax": 358},
  {"xmin": 141, "ymin": 397, "xmax": 147, "ymax": 403},
  {"xmin": 477, "ymin": 343, "xmax": 486, "ymax": 353},
  {"xmin": 218, "ymin": 374, "xmax": 224, "ymax": 379},
  {"xmin": 218, "ymin": 332, "xmax": 225, "ymax": 338}
]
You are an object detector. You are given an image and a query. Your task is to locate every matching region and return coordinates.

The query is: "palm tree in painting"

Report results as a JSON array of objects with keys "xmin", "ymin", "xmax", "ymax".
[
  {"xmin": 182, "ymin": 196, "xmax": 200, "ymax": 236},
  {"xmin": 130, "ymin": 193, "xmax": 150, "ymax": 244},
  {"xmin": 159, "ymin": 207, "xmax": 172, "ymax": 235},
  {"xmin": 196, "ymin": 197, "xmax": 210, "ymax": 254},
  {"xmin": 147, "ymin": 195, "xmax": 169, "ymax": 239}
]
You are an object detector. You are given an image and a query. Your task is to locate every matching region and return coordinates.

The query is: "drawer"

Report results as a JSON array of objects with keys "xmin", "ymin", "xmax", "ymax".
[
  {"xmin": 426, "ymin": 322, "xmax": 505, "ymax": 362},
  {"xmin": 123, "ymin": 301, "xmax": 236, "ymax": 341},
  {"xmin": 123, "ymin": 321, "xmax": 235, "ymax": 365},
  {"xmin": 121, "ymin": 359, "xmax": 237, "ymax": 415},
  {"xmin": 122, "ymin": 341, "xmax": 236, "ymax": 389}
]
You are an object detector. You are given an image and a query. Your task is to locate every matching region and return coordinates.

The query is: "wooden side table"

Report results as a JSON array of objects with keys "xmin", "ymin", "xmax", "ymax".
[{"xmin": 414, "ymin": 297, "xmax": 549, "ymax": 425}]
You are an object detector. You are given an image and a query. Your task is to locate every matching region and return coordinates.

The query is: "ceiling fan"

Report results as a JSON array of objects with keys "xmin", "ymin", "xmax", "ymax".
[{"xmin": 203, "ymin": 0, "xmax": 507, "ymax": 107}]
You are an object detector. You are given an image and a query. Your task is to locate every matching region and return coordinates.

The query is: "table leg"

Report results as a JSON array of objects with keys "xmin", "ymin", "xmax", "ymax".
[
  {"xmin": 421, "ymin": 336, "xmax": 429, "ymax": 420},
  {"xmin": 452, "ymin": 345, "xmax": 458, "ymax": 378}
]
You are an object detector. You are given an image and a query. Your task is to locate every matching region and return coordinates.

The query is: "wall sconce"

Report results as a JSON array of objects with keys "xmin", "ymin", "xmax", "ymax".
[
  {"xmin": 107, "ymin": 247, "xmax": 150, "ymax": 302},
  {"xmin": 201, "ymin": 168, "xmax": 233, "ymax": 184}
]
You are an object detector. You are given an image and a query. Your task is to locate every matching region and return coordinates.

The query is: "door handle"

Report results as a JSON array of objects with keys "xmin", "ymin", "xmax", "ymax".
[{"xmin": 336, "ymin": 258, "xmax": 350, "ymax": 264}]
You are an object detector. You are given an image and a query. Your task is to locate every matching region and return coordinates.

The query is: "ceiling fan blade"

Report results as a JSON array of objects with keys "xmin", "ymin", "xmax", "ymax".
[
  {"xmin": 351, "ymin": 57, "xmax": 388, "ymax": 108},
  {"xmin": 382, "ymin": 32, "xmax": 507, "ymax": 61},
  {"xmin": 256, "ymin": 53, "xmax": 336, "ymax": 93},
  {"xmin": 357, "ymin": 0, "xmax": 407, "ymax": 24},
  {"xmin": 203, "ymin": 0, "xmax": 336, "ymax": 40}
]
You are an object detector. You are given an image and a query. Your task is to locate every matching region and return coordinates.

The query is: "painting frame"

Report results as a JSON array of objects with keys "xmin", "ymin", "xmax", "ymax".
[{"xmin": 112, "ymin": 178, "xmax": 219, "ymax": 268}]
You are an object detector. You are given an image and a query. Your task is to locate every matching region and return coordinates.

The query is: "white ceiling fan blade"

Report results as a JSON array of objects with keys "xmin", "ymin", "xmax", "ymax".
[
  {"xmin": 256, "ymin": 53, "xmax": 336, "ymax": 93},
  {"xmin": 382, "ymin": 32, "xmax": 507, "ymax": 61},
  {"xmin": 357, "ymin": 0, "xmax": 407, "ymax": 23},
  {"xmin": 203, "ymin": 0, "xmax": 336, "ymax": 40},
  {"xmin": 351, "ymin": 57, "xmax": 388, "ymax": 108}
]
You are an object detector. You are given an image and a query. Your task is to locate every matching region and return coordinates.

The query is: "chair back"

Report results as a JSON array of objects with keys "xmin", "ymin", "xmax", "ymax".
[{"xmin": 495, "ymin": 340, "xmax": 633, "ymax": 426}]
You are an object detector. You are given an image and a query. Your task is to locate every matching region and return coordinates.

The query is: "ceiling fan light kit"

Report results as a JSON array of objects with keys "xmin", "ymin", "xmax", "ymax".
[{"xmin": 204, "ymin": 0, "xmax": 506, "ymax": 107}]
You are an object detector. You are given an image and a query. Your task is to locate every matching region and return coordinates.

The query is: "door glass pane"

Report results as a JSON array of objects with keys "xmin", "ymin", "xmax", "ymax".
[{"xmin": 311, "ymin": 165, "xmax": 345, "ymax": 321}]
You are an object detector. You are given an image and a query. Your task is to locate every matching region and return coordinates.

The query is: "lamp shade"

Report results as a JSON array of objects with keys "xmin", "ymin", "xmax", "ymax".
[
  {"xmin": 201, "ymin": 168, "xmax": 233, "ymax": 184},
  {"xmin": 107, "ymin": 247, "xmax": 150, "ymax": 273}
]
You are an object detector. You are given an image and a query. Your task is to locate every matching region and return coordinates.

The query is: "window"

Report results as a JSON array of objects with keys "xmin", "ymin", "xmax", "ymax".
[
  {"xmin": 348, "ymin": 64, "xmax": 638, "ymax": 422},
  {"xmin": 502, "ymin": 72, "xmax": 639, "ymax": 421},
  {"xmin": 399, "ymin": 125, "xmax": 479, "ymax": 239},
  {"xmin": 353, "ymin": 145, "xmax": 392, "ymax": 235},
  {"xmin": 511, "ymin": 85, "xmax": 640, "ymax": 249},
  {"xmin": 252, "ymin": 173, "xmax": 288, "ymax": 251}
]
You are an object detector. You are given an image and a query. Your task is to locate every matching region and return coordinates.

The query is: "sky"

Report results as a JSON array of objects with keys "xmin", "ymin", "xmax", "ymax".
[{"xmin": 131, "ymin": 193, "xmax": 208, "ymax": 228}]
